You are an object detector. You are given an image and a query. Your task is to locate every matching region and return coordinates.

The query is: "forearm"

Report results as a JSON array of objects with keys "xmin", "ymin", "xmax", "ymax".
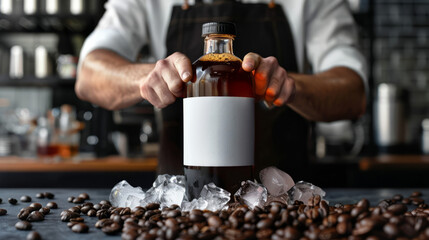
[
  {"xmin": 75, "ymin": 49, "xmax": 155, "ymax": 110},
  {"xmin": 288, "ymin": 67, "xmax": 366, "ymax": 122}
]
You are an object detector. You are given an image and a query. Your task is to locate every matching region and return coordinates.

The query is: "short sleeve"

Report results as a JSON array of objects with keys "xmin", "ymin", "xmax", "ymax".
[
  {"xmin": 305, "ymin": 0, "xmax": 368, "ymax": 94},
  {"xmin": 78, "ymin": 0, "xmax": 148, "ymax": 69}
]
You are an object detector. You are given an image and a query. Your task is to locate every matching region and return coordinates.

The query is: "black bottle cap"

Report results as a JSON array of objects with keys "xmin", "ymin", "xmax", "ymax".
[{"xmin": 202, "ymin": 22, "xmax": 236, "ymax": 37}]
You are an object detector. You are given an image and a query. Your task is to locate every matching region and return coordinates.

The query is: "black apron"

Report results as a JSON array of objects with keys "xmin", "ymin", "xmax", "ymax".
[{"xmin": 158, "ymin": 0, "xmax": 310, "ymax": 181}]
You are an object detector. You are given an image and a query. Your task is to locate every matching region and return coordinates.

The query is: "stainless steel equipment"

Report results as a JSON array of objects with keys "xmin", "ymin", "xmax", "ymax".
[{"xmin": 374, "ymin": 83, "xmax": 407, "ymax": 148}]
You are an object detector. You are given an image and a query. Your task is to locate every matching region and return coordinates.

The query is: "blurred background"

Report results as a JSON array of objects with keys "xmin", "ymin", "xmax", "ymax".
[{"xmin": 0, "ymin": 0, "xmax": 428, "ymax": 188}]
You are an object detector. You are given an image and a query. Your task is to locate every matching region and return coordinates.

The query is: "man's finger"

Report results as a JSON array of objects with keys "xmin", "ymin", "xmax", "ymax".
[
  {"xmin": 265, "ymin": 68, "xmax": 287, "ymax": 102},
  {"xmin": 242, "ymin": 52, "xmax": 262, "ymax": 72},
  {"xmin": 253, "ymin": 57, "xmax": 277, "ymax": 96},
  {"xmin": 274, "ymin": 77, "xmax": 295, "ymax": 106},
  {"xmin": 170, "ymin": 52, "xmax": 192, "ymax": 82}
]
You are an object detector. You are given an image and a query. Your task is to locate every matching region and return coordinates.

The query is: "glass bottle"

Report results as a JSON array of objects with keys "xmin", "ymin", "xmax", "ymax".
[{"xmin": 184, "ymin": 22, "xmax": 255, "ymax": 199}]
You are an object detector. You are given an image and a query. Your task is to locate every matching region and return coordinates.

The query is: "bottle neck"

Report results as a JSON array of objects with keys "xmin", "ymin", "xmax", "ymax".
[{"xmin": 204, "ymin": 34, "xmax": 234, "ymax": 55}]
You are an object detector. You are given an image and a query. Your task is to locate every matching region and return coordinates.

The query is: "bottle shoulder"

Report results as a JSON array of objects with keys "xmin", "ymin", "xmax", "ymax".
[{"xmin": 195, "ymin": 53, "xmax": 242, "ymax": 63}]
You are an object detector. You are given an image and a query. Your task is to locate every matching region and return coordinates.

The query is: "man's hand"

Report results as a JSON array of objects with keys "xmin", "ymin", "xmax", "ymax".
[
  {"xmin": 242, "ymin": 52, "xmax": 295, "ymax": 107},
  {"xmin": 140, "ymin": 52, "xmax": 192, "ymax": 108}
]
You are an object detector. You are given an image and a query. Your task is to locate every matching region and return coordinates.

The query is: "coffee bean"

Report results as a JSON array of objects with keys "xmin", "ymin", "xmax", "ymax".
[
  {"xmin": 256, "ymin": 228, "xmax": 273, "ymax": 239},
  {"xmin": 35, "ymin": 193, "xmax": 45, "ymax": 199},
  {"xmin": 206, "ymin": 215, "xmax": 221, "ymax": 228},
  {"xmin": 70, "ymin": 217, "xmax": 85, "ymax": 222},
  {"xmin": 96, "ymin": 209, "xmax": 109, "ymax": 219},
  {"xmin": 356, "ymin": 198, "xmax": 369, "ymax": 210},
  {"xmin": 43, "ymin": 192, "xmax": 54, "ymax": 199},
  {"xmin": 29, "ymin": 203, "xmax": 42, "ymax": 210},
  {"xmin": 61, "ymin": 210, "xmax": 80, "ymax": 222},
  {"xmin": 0, "ymin": 208, "xmax": 7, "ymax": 216},
  {"xmin": 39, "ymin": 207, "xmax": 50, "ymax": 215},
  {"xmin": 8, "ymin": 198, "xmax": 17, "ymax": 205},
  {"xmin": 102, "ymin": 222, "xmax": 121, "ymax": 235},
  {"xmin": 78, "ymin": 193, "xmax": 90, "ymax": 200},
  {"xmin": 393, "ymin": 194, "xmax": 403, "ymax": 201},
  {"xmin": 80, "ymin": 206, "xmax": 91, "ymax": 214},
  {"xmin": 67, "ymin": 196, "xmax": 75, "ymax": 202},
  {"xmin": 411, "ymin": 197, "xmax": 425, "ymax": 206},
  {"xmin": 71, "ymin": 223, "xmax": 89, "ymax": 233},
  {"xmin": 336, "ymin": 221, "xmax": 351, "ymax": 235},
  {"xmin": 99, "ymin": 200, "xmax": 111, "ymax": 206},
  {"xmin": 69, "ymin": 206, "xmax": 81, "ymax": 213},
  {"xmin": 27, "ymin": 211, "xmax": 44, "ymax": 222},
  {"xmin": 26, "ymin": 231, "xmax": 41, "ymax": 240},
  {"xmin": 411, "ymin": 191, "xmax": 423, "ymax": 197},
  {"xmin": 256, "ymin": 218, "xmax": 273, "ymax": 229},
  {"xmin": 284, "ymin": 226, "xmax": 300, "ymax": 239},
  {"xmin": 20, "ymin": 196, "xmax": 32, "ymax": 202},
  {"xmin": 15, "ymin": 220, "xmax": 32, "ymax": 230},
  {"xmin": 377, "ymin": 200, "xmax": 391, "ymax": 208},
  {"xmin": 46, "ymin": 202, "xmax": 58, "ymax": 209},
  {"xmin": 352, "ymin": 218, "xmax": 375, "ymax": 236},
  {"xmin": 73, "ymin": 197, "xmax": 85, "ymax": 204},
  {"xmin": 166, "ymin": 209, "xmax": 180, "ymax": 218},
  {"xmin": 384, "ymin": 222, "xmax": 399, "ymax": 238},
  {"xmin": 87, "ymin": 209, "xmax": 96, "ymax": 217},
  {"xmin": 145, "ymin": 203, "xmax": 160, "ymax": 210},
  {"xmin": 387, "ymin": 203, "xmax": 408, "ymax": 215},
  {"xmin": 18, "ymin": 209, "xmax": 31, "ymax": 220}
]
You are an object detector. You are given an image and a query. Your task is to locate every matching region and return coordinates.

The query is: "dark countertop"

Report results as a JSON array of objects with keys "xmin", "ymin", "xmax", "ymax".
[{"xmin": 0, "ymin": 188, "xmax": 428, "ymax": 239}]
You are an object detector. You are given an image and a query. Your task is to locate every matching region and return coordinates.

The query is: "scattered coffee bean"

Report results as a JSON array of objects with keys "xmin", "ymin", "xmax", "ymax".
[
  {"xmin": 29, "ymin": 203, "xmax": 42, "ymax": 210},
  {"xmin": 27, "ymin": 211, "xmax": 44, "ymax": 222},
  {"xmin": 70, "ymin": 217, "xmax": 85, "ymax": 222},
  {"xmin": 60, "ymin": 210, "xmax": 80, "ymax": 222},
  {"xmin": 0, "ymin": 208, "xmax": 6, "ymax": 216},
  {"xmin": 35, "ymin": 193, "xmax": 45, "ymax": 199},
  {"xmin": 102, "ymin": 222, "xmax": 121, "ymax": 235},
  {"xmin": 67, "ymin": 222, "xmax": 78, "ymax": 228},
  {"xmin": 411, "ymin": 191, "xmax": 423, "ymax": 197},
  {"xmin": 18, "ymin": 209, "xmax": 31, "ymax": 220},
  {"xmin": 67, "ymin": 196, "xmax": 75, "ymax": 203},
  {"xmin": 87, "ymin": 209, "xmax": 96, "ymax": 217},
  {"xmin": 8, "ymin": 198, "xmax": 17, "ymax": 205},
  {"xmin": 73, "ymin": 197, "xmax": 85, "ymax": 204},
  {"xmin": 39, "ymin": 207, "xmax": 50, "ymax": 215},
  {"xmin": 43, "ymin": 192, "xmax": 54, "ymax": 199},
  {"xmin": 46, "ymin": 202, "xmax": 58, "ymax": 209},
  {"xmin": 71, "ymin": 223, "xmax": 89, "ymax": 233},
  {"xmin": 20, "ymin": 196, "xmax": 32, "ymax": 202},
  {"xmin": 26, "ymin": 231, "xmax": 41, "ymax": 240},
  {"xmin": 15, "ymin": 221, "xmax": 32, "ymax": 230},
  {"xmin": 78, "ymin": 193, "xmax": 90, "ymax": 200}
]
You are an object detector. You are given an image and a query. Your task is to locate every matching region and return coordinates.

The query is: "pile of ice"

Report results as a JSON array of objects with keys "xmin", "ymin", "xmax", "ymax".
[{"xmin": 110, "ymin": 166, "xmax": 325, "ymax": 211}]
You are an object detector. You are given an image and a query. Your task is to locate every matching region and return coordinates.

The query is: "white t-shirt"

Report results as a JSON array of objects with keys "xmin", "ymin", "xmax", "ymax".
[{"xmin": 79, "ymin": 0, "xmax": 368, "ymax": 91}]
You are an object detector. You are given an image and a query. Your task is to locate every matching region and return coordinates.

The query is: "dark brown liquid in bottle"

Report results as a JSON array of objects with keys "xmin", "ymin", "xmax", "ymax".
[{"xmin": 185, "ymin": 54, "xmax": 254, "ymax": 199}]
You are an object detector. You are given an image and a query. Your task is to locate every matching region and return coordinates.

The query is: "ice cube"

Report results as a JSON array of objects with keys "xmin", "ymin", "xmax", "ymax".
[
  {"xmin": 109, "ymin": 180, "xmax": 145, "ymax": 207},
  {"xmin": 259, "ymin": 166, "xmax": 295, "ymax": 196},
  {"xmin": 234, "ymin": 180, "xmax": 268, "ymax": 209},
  {"xmin": 159, "ymin": 181, "xmax": 186, "ymax": 208},
  {"xmin": 200, "ymin": 183, "xmax": 231, "ymax": 212},
  {"xmin": 126, "ymin": 193, "xmax": 146, "ymax": 209},
  {"xmin": 287, "ymin": 181, "xmax": 326, "ymax": 204},
  {"xmin": 181, "ymin": 198, "xmax": 208, "ymax": 212},
  {"xmin": 143, "ymin": 174, "xmax": 186, "ymax": 208}
]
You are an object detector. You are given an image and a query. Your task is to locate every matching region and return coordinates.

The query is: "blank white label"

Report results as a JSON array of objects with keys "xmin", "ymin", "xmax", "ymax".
[{"xmin": 184, "ymin": 97, "xmax": 254, "ymax": 167}]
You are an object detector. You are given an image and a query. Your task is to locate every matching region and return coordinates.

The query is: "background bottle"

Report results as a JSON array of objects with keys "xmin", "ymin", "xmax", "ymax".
[{"xmin": 184, "ymin": 22, "xmax": 255, "ymax": 199}]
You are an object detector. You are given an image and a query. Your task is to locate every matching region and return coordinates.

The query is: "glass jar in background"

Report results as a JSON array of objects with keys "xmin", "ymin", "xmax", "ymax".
[
  {"xmin": 57, "ymin": 104, "xmax": 80, "ymax": 159},
  {"xmin": 35, "ymin": 117, "xmax": 58, "ymax": 158}
]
